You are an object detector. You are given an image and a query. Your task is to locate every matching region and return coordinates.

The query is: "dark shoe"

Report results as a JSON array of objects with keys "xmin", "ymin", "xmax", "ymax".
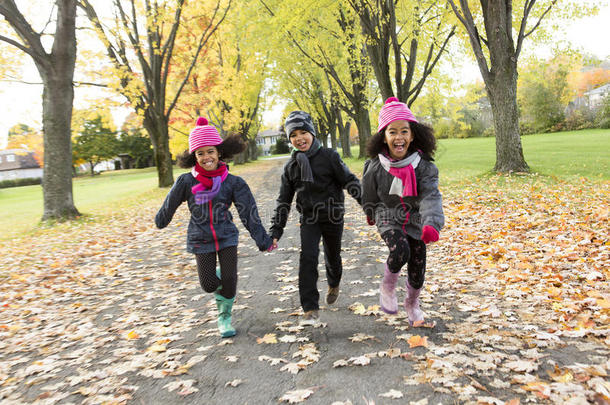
[
  {"xmin": 300, "ymin": 310, "xmax": 319, "ymax": 326},
  {"xmin": 326, "ymin": 286, "xmax": 340, "ymax": 305}
]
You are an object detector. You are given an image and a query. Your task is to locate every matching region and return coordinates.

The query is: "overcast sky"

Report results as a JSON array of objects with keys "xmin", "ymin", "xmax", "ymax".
[{"xmin": 1, "ymin": 5, "xmax": 609, "ymax": 148}]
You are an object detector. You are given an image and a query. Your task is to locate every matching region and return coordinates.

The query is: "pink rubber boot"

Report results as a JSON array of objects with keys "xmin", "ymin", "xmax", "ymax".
[
  {"xmin": 404, "ymin": 281, "xmax": 424, "ymax": 325},
  {"xmin": 379, "ymin": 264, "xmax": 399, "ymax": 314}
]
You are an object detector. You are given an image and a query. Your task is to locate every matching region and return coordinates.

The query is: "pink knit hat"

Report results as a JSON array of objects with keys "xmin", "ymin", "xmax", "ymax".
[
  {"xmin": 189, "ymin": 117, "xmax": 223, "ymax": 153},
  {"xmin": 377, "ymin": 97, "xmax": 418, "ymax": 132}
]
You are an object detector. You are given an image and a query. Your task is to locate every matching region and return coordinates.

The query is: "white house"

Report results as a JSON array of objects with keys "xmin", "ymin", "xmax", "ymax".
[
  {"xmin": 583, "ymin": 83, "xmax": 610, "ymax": 108},
  {"xmin": 255, "ymin": 129, "xmax": 283, "ymax": 155},
  {"xmin": 0, "ymin": 149, "xmax": 42, "ymax": 181}
]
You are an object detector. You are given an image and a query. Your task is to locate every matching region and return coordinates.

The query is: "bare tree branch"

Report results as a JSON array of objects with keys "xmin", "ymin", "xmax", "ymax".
[
  {"xmin": 0, "ymin": 1, "xmax": 49, "ymax": 67},
  {"xmin": 447, "ymin": 0, "xmax": 490, "ymax": 82},
  {"xmin": 516, "ymin": 0, "xmax": 556, "ymax": 59}
]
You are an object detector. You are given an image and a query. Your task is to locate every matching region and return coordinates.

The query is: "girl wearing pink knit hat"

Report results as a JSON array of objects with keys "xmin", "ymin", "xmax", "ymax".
[
  {"xmin": 362, "ymin": 97, "xmax": 444, "ymax": 327},
  {"xmin": 155, "ymin": 117, "xmax": 275, "ymax": 337}
]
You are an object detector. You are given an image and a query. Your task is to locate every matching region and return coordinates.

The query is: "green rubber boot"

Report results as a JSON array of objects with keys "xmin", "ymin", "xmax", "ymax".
[{"xmin": 214, "ymin": 293, "xmax": 236, "ymax": 338}]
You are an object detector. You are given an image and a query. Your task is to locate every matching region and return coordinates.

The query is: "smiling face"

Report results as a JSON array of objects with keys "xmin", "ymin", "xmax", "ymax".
[
  {"xmin": 289, "ymin": 129, "xmax": 314, "ymax": 152},
  {"xmin": 384, "ymin": 119, "xmax": 413, "ymax": 160},
  {"xmin": 195, "ymin": 146, "xmax": 219, "ymax": 170}
]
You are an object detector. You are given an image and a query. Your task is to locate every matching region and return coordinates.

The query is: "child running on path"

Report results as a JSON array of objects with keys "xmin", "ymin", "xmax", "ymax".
[
  {"xmin": 270, "ymin": 111, "xmax": 362, "ymax": 324},
  {"xmin": 155, "ymin": 117, "xmax": 274, "ymax": 337},
  {"xmin": 362, "ymin": 97, "xmax": 444, "ymax": 327}
]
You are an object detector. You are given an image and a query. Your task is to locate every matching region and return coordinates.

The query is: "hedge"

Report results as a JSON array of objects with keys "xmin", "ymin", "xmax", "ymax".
[{"xmin": 0, "ymin": 177, "xmax": 42, "ymax": 189}]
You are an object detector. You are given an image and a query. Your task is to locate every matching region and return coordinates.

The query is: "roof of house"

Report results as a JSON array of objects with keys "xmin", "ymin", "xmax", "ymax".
[
  {"xmin": 585, "ymin": 83, "xmax": 610, "ymax": 96},
  {"xmin": 257, "ymin": 129, "xmax": 283, "ymax": 138},
  {"xmin": 0, "ymin": 149, "xmax": 41, "ymax": 172}
]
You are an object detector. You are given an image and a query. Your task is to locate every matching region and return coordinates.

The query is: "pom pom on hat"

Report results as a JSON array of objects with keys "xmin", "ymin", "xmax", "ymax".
[
  {"xmin": 377, "ymin": 96, "xmax": 418, "ymax": 132},
  {"xmin": 189, "ymin": 117, "xmax": 223, "ymax": 153}
]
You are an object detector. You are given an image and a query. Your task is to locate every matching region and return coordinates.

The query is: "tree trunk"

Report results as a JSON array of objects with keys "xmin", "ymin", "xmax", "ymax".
[
  {"xmin": 38, "ymin": 0, "xmax": 80, "ymax": 221},
  {"xmin": 353, "ymin": 107, "xmax": 371, "ymax": 158},
  {"xmin": 483, "ymin": 2, "xmax": 529, "ymax": 173},
  {"xmin": 41, "ymin": 76, "xmax": 80, "ymax": 220},
  {"xmin": 144, "ymin": 114, "xmax": 174, "ymax": 187},
  {"xmin": 328, "ymin": 120, "xmax": 337, "ymax": 150},
  {"xmin": 338, "ymin": 117, "xmax": 351, "ymax": 158},
  {"xmin": 318, "ymin": 123, "xmax": 329, "ymax": 148},
  {"xmin": 487, "ymin": 79, "xmax": 529, "ymax": 173}
]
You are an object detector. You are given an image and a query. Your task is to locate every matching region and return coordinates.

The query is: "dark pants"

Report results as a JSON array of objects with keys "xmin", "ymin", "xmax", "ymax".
[
  {"xmin": 299, "ymin": 219, "xmax": 344, "ymax": 311},
  {"xmin": 381, "ymin": 229, "xmax": 427, "ymax": 289},
  {"xmin": 195, "ymin": 246, "xmax": 238, "ymax": 299}
]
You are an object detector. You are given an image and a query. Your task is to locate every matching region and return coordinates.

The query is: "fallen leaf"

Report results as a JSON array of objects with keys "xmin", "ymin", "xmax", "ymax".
[
  {"xmin": 147, "ymin": 344, "xmax": 166, "ymax": 352},
  {"xmin": 333, "ymin": 359, "xmax": 349, "ymax": 368},
  {"xmin": 407, "ymin": 335, "xmax": 428, "ymax": 348},
  {"xmin": 379, "ymin": 389, "xmax": 403, "ymax": 399},
  {"xmin": 279, "ymin": 388, "xmax": 314, "ymax": 403},
  {"xmin": 349, "ymin": 355, "xmax": 371, "ymax": 366},
  {"xmin": 280, "ymin": 362, "xmax": 305, "ymax": 374},
  {"xmin": 225, "ymin": 379, "xmax": 243, "ymax": 387},
  {"xmin": 257, "ymin": 333, "xmax": 278, "ymax": 344},
  {"xmin": 126, "ymin": 330, "xmax": 140, "ymax": 340}
]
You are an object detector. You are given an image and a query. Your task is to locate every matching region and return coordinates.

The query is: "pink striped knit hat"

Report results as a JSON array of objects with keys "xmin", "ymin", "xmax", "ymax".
[
  {"xmin": 377, "ymin": 97, "xmax": 418, "ymax": 132},
  {"xmin": 188, "ymin": 117, "xmax": 223, "ymax": 153}
]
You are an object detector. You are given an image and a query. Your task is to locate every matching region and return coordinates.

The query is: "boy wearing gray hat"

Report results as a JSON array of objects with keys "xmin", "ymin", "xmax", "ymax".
[{"xmin": 270, "ymin": 111, "xmax": 362, "ymax": 324}]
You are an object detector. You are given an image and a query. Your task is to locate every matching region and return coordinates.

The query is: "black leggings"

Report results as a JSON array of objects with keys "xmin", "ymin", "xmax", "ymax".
[
  {"xmin": 195, "ymin": 246, "xmax": 238, "ymax": 299},
  {"xmin": 381, "ymin": 229, "xmax": 426, "ymax": 289}
]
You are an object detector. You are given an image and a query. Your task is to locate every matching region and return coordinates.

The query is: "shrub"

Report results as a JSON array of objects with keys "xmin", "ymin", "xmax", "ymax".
[
  {"xmin": 0, "ymin": 177, "xmax": 42, "ymax": 189},
  {"xmin": 272, "ymin": 137, "xmax": 291, "ymax": 154}
]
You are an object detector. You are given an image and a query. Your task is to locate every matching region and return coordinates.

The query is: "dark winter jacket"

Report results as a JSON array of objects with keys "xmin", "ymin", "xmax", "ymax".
[
  {"xmin": 362, "ymin": 153, "xmax": 444, "ymax": 239},
  {"xmin": 270, "ymin": 147, "xmax": 362, "ymax": 240},
  {"xmin": 155, "ymin": 172, "xmax": 272, "ymax": 254}
]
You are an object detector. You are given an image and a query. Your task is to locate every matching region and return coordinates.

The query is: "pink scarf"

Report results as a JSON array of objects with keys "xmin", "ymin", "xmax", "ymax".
[
  {"xmin": 389, "ymin": 165, "xmax": 417, "ymax": 196},
  {"xmin": 191, "ymin": 162, "xmax": 228, "ymax": 204},
  {"xmin": 378, "ymin": 152, "xmax": 421, "ymax": 197}
]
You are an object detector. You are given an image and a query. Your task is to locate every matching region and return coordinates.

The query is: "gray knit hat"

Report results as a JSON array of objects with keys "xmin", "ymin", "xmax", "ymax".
[{"xmin": 284, "ymin": 110, "xmax": 316, "ymax": 138}]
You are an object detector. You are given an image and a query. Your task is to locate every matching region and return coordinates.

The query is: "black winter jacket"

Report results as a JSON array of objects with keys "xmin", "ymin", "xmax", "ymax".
[
  {"xmin": 155, "ymin": 172, "xmax": 272, "ymax": 254},
  {"xmin": 270, "ymin": 147, "xmax": 362, "ymax": 240}
]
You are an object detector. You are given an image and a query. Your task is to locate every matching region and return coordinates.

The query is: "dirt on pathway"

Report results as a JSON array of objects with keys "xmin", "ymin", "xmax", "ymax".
[{"xmin": 1, "ymin": 157, "xmax": 608, "ymax": 405}]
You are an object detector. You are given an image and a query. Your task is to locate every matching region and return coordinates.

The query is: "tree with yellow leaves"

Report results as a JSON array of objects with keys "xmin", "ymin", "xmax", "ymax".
[{"xmin": 78, "ymin": 0, "xmax": 231, "ymax": 187}]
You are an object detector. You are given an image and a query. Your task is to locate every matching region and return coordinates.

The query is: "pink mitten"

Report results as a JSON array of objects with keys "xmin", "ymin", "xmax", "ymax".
[{"xmin": 421, "ymin": 225, "xmax": 439, "ymax": 244}]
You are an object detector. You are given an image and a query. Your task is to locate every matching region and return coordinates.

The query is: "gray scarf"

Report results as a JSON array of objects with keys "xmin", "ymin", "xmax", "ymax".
[{"xmin": 292, "ymin": 138, "xmax": 321, "ymax": 183}]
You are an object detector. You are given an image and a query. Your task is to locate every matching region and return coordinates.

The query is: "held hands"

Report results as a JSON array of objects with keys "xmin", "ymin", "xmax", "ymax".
[
  {"xmin": 421, "ymin": 225, "xmax": 439, "ymax": 244},
  {"xmin": 267, "ymin": 238, "xmax": 279, "ymax": 252}
]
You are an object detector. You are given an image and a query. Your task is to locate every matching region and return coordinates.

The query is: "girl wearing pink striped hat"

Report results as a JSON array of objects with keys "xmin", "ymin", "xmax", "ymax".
[
  {"xmin": 155, "ymin": 117, "xmax": 275, "ymax": 338},
  {"xmin": 362, "ymin": 97, "xmax": 444, "ymax": 328}
]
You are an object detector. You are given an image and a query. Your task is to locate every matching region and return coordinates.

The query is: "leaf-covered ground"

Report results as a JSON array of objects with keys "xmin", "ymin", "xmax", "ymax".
[{"xmin": 0, "ymin": 160, "xmax": 608, "ymax": 404}]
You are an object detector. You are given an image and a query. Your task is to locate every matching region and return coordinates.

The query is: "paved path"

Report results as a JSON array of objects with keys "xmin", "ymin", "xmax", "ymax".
[{"xmin": 1, "ymin": 157, "xmax": 608, "ymax": 405}]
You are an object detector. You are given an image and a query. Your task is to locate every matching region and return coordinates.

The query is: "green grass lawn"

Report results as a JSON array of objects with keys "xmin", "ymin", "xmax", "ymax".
[
  {"xmin": 0, "ymin": 167, "xmax": 170, "ymax": 240},
  {"xmin": 342, "ymin": 128, "xmax": 609, "ymax": 183},
  {"xmin": 1, "ymin": 129, "xmax": 608, "ymax": 239}
]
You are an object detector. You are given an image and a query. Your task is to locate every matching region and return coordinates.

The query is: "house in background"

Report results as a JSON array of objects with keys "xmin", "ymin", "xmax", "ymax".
[
  {"xmin": 584, "ymin": 83, "xmax": 610, "ymax": 108},
  {"xmin": 571, "ymin": 83, "xmax": 610, "ymax": 110},
  {"xmin": 0, "ymin": 149, "xmax": 42, "ymax": 181},
  {"xmin": 255, "ymin": 129, "xmax": 283, "ymax": 155}
]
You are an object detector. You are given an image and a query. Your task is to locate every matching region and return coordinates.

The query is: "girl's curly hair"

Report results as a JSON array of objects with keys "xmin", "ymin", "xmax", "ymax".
[
  {"xmin": 176, "ymin": 134, "xmax": 246, "ymax": 168},
  {"xmin": 366, "ymin": 121, "xmax": 437, "ymax": 159}
]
